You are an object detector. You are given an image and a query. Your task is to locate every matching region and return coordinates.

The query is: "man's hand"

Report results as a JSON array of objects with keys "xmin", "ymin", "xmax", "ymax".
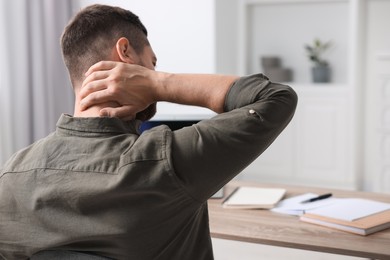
[
  {"xmin": 80, "ymin": 61, "xmax": 159, "ymax": 119},
  {"xmin": 81, "ymin": 61, "xmax": 238, "ymax": 120}
]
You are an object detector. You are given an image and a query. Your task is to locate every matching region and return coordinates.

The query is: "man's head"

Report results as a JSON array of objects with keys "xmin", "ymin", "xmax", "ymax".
[
  {"xmin": 61, "ymin": 4, "xmax": 157, "ymax": 121},
  {"xmin": 61, "ymin": 4, "xmax": 149, "ymax": 87}
]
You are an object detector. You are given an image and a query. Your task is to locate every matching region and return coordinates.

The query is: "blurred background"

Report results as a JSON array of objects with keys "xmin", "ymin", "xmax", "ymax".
[
  {"xmin": 1, "ymin": 0, "xmax": 390, "ymax": 195},
  {"xmin": 1, "ymin": 1, "xmax": 389, "ymax": 259}
]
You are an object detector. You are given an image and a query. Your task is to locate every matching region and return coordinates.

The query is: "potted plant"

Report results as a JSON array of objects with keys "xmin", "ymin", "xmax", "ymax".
[{"xmin": 305, "ymin": 39, "xmax": 331, "ymax": 83}]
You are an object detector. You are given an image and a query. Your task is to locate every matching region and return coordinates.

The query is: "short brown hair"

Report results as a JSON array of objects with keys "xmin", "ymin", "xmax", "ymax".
[{"xmin": 61, "ymin": 4, "xmax": 149, "ymax": 85}]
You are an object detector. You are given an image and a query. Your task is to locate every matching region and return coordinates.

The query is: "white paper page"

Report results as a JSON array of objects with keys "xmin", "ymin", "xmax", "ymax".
[
  {"xmin": 271, "ymin": 193, "xmax": 338, "ymax": 216},
  {"xmin": 225, "ymin": 187, "xmax": 285, "ymax": 205},
  {"xmin": 305, "ymin": 198, "xmax": 390, "ymax": 221}
]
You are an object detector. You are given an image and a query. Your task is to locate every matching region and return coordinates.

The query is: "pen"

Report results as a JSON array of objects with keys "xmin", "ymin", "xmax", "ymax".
[{"xmin": 301, "ymin": 193, "xmax": 332, "ymax": 203}]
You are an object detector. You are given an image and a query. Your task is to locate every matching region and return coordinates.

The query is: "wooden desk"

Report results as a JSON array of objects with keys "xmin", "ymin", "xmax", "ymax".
[{"xmin": 208, "ymin": 182, "xmax": 390, "ymax": 259}]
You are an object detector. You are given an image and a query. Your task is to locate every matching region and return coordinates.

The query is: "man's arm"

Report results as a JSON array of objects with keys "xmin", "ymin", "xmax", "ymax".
[
  {"xmin": 80, "ymin": 61, "xmax": 239, "ymax": 118},
  {"xmin": 171, "ymin": 74, "xmax": 298, "ymax": 201},
  {"xmin": 81, "ymin": 62, "xmax": 298, "ymax": 201}
]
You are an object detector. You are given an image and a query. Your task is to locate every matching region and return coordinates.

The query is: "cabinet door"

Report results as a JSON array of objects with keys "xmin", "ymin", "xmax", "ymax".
[
  {"xmin": 240, "ymin": 118, "xmax": 296, "ymax": 180},
  {"xmin": 363, "ymin": 0, "xmax": 390, "ymax": 193},
  {"xmin": 296, "ymin": 92, "xmax": 350, "ymax": 185},
  {"xmin": 240, "ymin": 88, "xmax": 354, "ymax": 189}
]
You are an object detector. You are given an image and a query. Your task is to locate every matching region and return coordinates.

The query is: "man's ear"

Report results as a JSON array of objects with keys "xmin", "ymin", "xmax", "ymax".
[{"xmin": 115, "ymin": 37, "xmax": 137, "ymax": 63}]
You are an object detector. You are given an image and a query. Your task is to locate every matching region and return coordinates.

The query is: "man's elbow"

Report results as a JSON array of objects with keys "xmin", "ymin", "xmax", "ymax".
[
  {"xmin": 272, "ymin": 84, "xmax": 298, "ymax": 127},
  {"xmin": 286, "ymin": 85, "xmax": 298, "ymax": 113}
]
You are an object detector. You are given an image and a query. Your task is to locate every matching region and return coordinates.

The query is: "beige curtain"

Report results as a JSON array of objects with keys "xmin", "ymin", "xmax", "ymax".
[{"xmin": 0, "ymin": 0, "xmax": 75, "ymax": 165}]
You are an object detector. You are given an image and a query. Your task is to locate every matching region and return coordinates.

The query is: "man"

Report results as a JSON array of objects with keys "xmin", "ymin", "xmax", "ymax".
[{"xmin": 0, "ymin": 4, "xmax": 297, "ymax": 260}]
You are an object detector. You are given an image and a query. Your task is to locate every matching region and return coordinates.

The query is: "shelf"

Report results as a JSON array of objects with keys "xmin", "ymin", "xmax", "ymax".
[
  {"xmin": 290, "ymin": 83, "xmax": 349, "ymax": 91},
  {"xmin": 238, "ymin": 0, "xmax": 351, "ymax": 84}
]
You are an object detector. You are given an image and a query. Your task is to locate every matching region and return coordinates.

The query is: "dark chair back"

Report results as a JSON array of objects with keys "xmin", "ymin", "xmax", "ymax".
[{"xmin": 30, "ymin": 250, "xmax": 112, "ymax": 260}]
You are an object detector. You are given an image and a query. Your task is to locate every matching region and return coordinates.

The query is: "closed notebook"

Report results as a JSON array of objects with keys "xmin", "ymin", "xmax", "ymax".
[
  {"xmin": 300, "ymin": 198, "xmax": 390, "ymax": 235},
  {"xmin": 222, "ymin": 186, "xmax": 286, "ymax": 209}
]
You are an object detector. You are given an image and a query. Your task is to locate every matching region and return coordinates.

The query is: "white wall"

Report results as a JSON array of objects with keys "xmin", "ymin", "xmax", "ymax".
[
  {"xmin": 76, "ymin": 0, "xmax": 216, "ymax": 73},
  {"xmin": 215, "ymin": 0, "xmax": 239, "ymax": 74}
]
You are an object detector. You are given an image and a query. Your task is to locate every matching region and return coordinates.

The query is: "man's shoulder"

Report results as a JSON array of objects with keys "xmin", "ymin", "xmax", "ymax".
[
  {"xmin": 124, "ymin": 124, "xmax": 172, "ymax": 162},
  {"xmin": 1, "ymin": 133, "xmax": 55, "ymax": 175}
]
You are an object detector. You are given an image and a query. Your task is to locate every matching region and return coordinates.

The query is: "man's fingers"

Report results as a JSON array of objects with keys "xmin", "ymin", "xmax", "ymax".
[
  {"xmin": 84, "ymin": 61, "xmax": 117, "ymax": 77},
  {"xmin": 80, "ymin": 77, "xmax": 109, "ymax": 101},
  {"xmin": 81, "ymin": 68, "xmax": 114, "ymax": 95},
  {"xmin": 82, "ymin": 70, "xmax": 110, "ymax": 88},
  {"xmin": 100, "ymin": 106, "xmax": 138, "ymax": 120},
  {"xmin": 80, "ymin": 89, "xmax": 115, "ymax": 111}
]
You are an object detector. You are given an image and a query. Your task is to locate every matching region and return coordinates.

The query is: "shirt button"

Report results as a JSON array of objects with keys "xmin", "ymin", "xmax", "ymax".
[{"xmin": 249, "ymin": 109, "xmax": 256, "ymax": 114}]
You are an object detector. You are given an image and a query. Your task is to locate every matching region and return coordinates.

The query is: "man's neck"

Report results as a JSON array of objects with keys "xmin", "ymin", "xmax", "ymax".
[{"xmin": 73, "ymin": 93, "xmax": 120, "ymax": 118}]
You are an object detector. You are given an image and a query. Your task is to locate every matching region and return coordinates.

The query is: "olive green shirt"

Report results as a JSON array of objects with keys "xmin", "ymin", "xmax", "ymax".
[{"xmin": 0, "ymin": 74, "xmax": 297, "ymax": 260}]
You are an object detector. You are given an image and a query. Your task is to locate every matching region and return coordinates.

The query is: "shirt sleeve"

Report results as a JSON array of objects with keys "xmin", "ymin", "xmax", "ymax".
[{"xmin": 170, "ymin": 74, "xmax": 298, "ymax": 202}]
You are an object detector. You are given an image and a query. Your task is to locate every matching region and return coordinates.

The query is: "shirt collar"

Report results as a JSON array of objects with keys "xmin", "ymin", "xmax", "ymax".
[{"xmin": 56, "ymin": 114, "xmax": 142, "ymax": 136}]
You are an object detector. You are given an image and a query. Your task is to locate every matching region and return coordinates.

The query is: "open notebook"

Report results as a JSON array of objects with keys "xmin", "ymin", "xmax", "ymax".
[{"xmin": 222, "ymin": 186, "xmax": 286, "ymax": 209}]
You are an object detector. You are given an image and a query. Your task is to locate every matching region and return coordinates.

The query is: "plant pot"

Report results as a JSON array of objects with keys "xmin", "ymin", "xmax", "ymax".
[
  {"xmin": 261, "ymin": 56, "xmax": 281, "ymax": 70},
  {"xmin": 312, "ymin": 65, "xmax": 331, "ymax": 83}
]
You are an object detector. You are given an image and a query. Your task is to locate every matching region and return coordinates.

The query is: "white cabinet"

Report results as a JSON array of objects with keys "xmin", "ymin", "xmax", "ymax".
[
  {"xmin": 377, "ymin": 68, "xmax": 390, "ymax": 192},
  {"xmin": 365, "ymin": 53, "xmax": 390, "ymax": 192},
  {"xmin": 233, "ymin": 0, "xmax": 364, "ymax": 189},
  {"xmin": 240, "ymin": 85, "xmax": 356, "ymax": 189},
  {"xmin": 363, "ymin": 0, "xmax": 390, "ymax": 193}
]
